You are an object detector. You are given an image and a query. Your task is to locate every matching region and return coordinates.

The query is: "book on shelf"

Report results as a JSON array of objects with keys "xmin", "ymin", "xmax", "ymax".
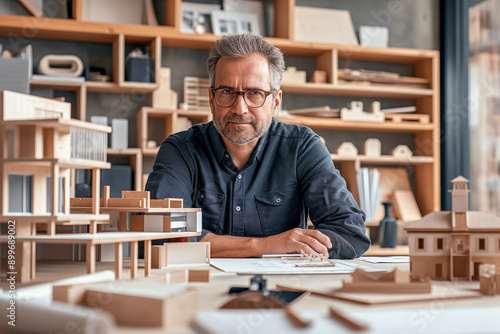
[
  {"xmin": 31, "ymin": 74, "xmax": 85, "ymax": 83},
  {"xmin": 356, "ymin": 168, "xmax": 382, "ymax": 223},
  {"xmin": 381, "ymin": 106, "xmax": 417, "ymax": 114}
]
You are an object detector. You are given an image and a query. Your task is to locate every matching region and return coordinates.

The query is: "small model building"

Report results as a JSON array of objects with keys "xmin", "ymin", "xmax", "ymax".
[
  {"xmin": 338, "ymin": 268, "xmax": 431, "ymax": 294},
  {"xmin": 479, "ymin": 264, "xmax": 500, "ymax": 295},
  {"xmin": 406, "ymin": 176, "xmax": 500, "ymax": 281}
]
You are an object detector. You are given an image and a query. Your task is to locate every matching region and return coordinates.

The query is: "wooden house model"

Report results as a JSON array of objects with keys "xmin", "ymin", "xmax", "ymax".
[{"xmin": 406, "ymin": 176, "xmax": 500, "ymax": 281}]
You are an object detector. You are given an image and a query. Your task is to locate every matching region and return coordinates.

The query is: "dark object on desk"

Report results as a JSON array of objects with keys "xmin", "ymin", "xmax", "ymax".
[
  {"xmin": 228, "ymin": 275, "xmax": 306, "ymax": 305},
  {"xmin": 224, "ymin": 275, "xmax": 311, "ymax": 328},
  {"xmin": 379, "ymin": 201, "xmax": 397, "ymax": 248},
  {"xmin": 229, "ymin": 287, "xmax": 305, "ymax": 305}
]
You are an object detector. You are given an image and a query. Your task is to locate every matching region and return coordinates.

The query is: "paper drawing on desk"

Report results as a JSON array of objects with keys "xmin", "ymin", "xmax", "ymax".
[
  {"xmin": 209, "ymin": 258, "xmax": 381, "ymax": 275},
  {"xmin": 359, "ymin": 256, "xmax": 409, "ymax": 263},
  {"xmin": 193, "ymin": 305, "xmax": 500, "ymax": 334}
]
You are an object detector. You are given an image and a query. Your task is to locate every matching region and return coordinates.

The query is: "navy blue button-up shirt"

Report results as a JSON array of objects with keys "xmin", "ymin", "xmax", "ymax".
[{"xmin": 146, "ymin": 118, "xmax": 370, "ymax": 258}]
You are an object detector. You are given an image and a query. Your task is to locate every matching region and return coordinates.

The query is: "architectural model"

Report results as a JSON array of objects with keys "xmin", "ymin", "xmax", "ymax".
[
  {"xmin": 479, "ymin": 264, "xmax": 500, "ymax": 295},
  {"xmin": 338, "ymin": 268, "xmax": 431, "ymax": 294},
  {"xmin": 0, "ymin": 91, "xmax": 202, "ymax": 283},
  {"xmin": 0, "ymin": 90, "xmax": 110, "ymax": 282},
  {"xmin": 406, "ymin": 176, "xmax": 500, "ymax": 281}
]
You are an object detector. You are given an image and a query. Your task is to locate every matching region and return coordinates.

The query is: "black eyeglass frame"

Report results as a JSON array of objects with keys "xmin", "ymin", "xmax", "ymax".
[{"xmin": 211, "ymin": 87, "xmax": 275, "ymax": 108}]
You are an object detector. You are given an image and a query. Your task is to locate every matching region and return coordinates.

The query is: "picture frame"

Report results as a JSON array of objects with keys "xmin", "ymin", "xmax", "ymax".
[
  {"xmin": 211, "ymin": 10, "xmax": 261, "ymax": 36},
  {"xmin": 223, "ymin": 0, "xmax": 265, "ymax": 36},
  {"xmin": 181, "ymin": 2, "xmax": 221, "ymax": 34}
]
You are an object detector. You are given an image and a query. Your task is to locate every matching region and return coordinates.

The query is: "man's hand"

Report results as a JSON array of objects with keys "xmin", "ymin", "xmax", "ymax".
[{"xmin": 258, "ymin": 228, "xmax": 332, "ymax": 258}]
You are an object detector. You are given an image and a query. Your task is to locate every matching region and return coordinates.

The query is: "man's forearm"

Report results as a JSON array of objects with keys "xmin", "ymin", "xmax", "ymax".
[
  {"xmin": 201, "ymin": 233, "xmax": 262, "ymax": 258},
  {"xmin": 201, "ymin": 228, "xmax": 332, "ymax": 258}
]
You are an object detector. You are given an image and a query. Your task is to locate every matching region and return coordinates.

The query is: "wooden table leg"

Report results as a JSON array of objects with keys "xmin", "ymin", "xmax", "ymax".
[
  {"xmin": 144, "ymin": 240, "xmax": 152, "ymax": 277},
  {"xmin": 115, "ymin": 242, "xmax": 123, "ymax": 280},
  {"xmin": 86, "ymin": 243, "xmax": 95, "ymax": 274},
  {"xmin": 130, "ymin": 241, "xmax": 138, "ymax": 279},
  {"xmin": 30, "ymin": 224, "xmax": 36, "ymax": 280},
  {"xmin": 30, "ymin": 241, "xmax": 36, "ymax": 280}
]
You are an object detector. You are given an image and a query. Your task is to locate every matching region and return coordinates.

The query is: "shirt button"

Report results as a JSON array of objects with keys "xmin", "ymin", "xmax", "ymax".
[
  {"xmin": 237, "ymin": 174, "xmax": 242, "ymax": 179},
  {"xmin": 235, "ymin": 206, "xmax": 241, "ymax": 211},
  {"xmin": 200, "ymin": 194, "xmax": 205, "ymax": 199},
  {"xmin": 276, "ymin": 197, "xmax": 281, "ymax": 203},
  {"xmin": 225, "ymin": 153, "xmax": 230, "ymax": 158}
]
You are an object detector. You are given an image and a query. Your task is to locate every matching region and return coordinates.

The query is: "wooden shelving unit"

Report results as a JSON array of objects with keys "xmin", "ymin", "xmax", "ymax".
[{"xmin": 0, "ymin": 0, "xmax": 441, "ymax": 254}]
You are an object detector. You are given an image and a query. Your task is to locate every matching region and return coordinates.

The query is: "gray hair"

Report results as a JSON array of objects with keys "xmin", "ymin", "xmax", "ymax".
[{"xmin": 206, "ymin": 34, "xmax": 285, "ymax": 92}]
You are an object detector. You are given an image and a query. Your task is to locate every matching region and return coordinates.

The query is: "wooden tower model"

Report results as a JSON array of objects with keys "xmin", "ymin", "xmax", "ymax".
[{"xmin": 0, "ymin": 90, "xmax": 111, "ymax": 282}]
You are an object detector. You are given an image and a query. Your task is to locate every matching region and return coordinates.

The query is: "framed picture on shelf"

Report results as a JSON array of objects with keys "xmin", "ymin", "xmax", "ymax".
[
  {"xmin": 181, "ymin": 2, "xmax": 220, "ymax": 34},
  {"xmin": 223, "ymin": 0, "xmax": 265, "ymax": 36},
  {"xmin": 212, "ymin": 11, "xmax": 261, "ymax": 36}
]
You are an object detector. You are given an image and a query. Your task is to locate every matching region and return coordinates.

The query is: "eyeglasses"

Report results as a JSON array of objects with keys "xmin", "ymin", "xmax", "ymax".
[{"xmin": 211, "ymin": 87, "xmax": 275, "ymax": 108}]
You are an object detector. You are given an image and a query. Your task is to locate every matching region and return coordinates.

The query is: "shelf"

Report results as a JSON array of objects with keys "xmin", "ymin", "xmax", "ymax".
[
  {"xmin": 330, "ymin": 154, "xmax": 434, "ymax": 165},
  {"xmin": 30, "ymin": 80, "xmax": 158, "ymax": 93},
  {"xmin": 281, "ymin": 82, "xmax": 433, "ymax": 99},
  {"xmin": 0, "ymin": 15, "xmax": 439, "ymax": 62},
  {"xmin": 107, "ymin": 148, "xmax": 142, "ymax": 156},
  {"xmin": 278, "ymin": 116, "xmax": 434, "ymax": 133}
]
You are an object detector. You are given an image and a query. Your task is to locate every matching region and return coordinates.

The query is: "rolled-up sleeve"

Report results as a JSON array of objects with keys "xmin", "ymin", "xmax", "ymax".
[{"xmin": 297, "ymin": 129, "xmax": 371, "ymax": 259}]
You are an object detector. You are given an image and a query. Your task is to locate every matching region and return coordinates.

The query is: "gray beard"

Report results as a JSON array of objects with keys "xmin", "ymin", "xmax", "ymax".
[{"xmin": 212, "ymin": 113, "xmax": 271, "ymax": 145}]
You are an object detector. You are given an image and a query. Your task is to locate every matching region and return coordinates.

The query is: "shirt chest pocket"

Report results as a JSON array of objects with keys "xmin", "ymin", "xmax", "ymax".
[
  {"xmin": 195, "ymin": 187, "xmax": 224, "ymax": 234},
  {"xmin": 254, "ymin": 186, "xmax": 301, "ymax": 236}
]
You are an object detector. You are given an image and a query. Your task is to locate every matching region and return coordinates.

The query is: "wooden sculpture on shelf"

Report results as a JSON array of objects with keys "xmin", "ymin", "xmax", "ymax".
[
  {"xmin": 338, "ymin": 268, "xmax": 431, "ymax": 294},
  {"xmin": 335, "ymin": 142, "xmax": 358, "ymax": 157},
  {"xmin": 340, "ymin": 101, "xmax": 384, "ymax": 123},
  {"xmin": 152, "ymin": 67, "xmax": 178, "ymax": 109},
  {"xmin": 363, "ymin": 138, "xmax": 381, "ymax": 157},
  {"xmin": 391, "ymin": 144, "xmax": 413, "ymax": 159},
  {"xmin": 405, "ymin": 176, "xmax": 500, "ymax": 281},
  {"xmin": 282, "ymin": 66, "xmax": 307, "ymax": 84}
]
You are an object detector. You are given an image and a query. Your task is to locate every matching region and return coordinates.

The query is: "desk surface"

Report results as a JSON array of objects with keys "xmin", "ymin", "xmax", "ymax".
[
  {"xmin": 4, "ymin": 260, "xmax": 499, "ymax": 334},
  {"xmin": 99, "ymin": 261, "xmax": 500, "ymax": 333}
]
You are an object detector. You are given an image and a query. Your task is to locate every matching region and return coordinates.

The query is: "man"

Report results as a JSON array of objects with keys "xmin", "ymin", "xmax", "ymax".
[{"xmin": 146, "ymin": 34, "xmax": 370, "ymax": 259}]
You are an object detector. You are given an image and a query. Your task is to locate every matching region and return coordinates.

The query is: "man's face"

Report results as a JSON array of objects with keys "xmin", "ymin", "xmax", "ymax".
[{"xmin": 210, "ymin": 53, "xmax": 281, "ymax": 145}]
